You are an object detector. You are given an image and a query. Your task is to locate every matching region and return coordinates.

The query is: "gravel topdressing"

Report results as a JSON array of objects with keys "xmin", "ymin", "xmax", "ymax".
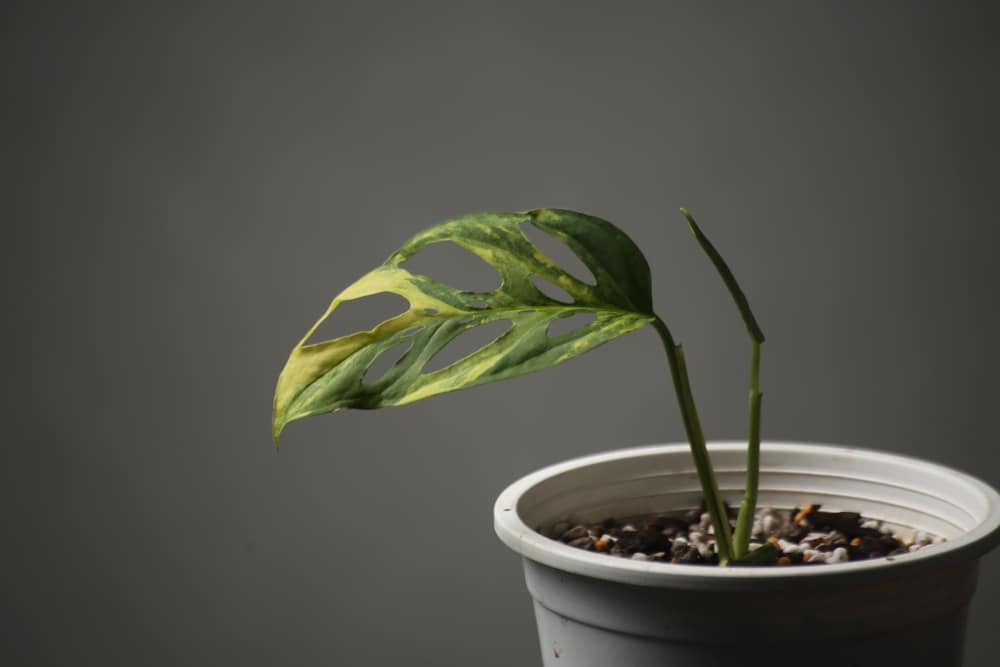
[{"xmin": 542, "ymin": 504, "xmax": 945, "ymax": 566}]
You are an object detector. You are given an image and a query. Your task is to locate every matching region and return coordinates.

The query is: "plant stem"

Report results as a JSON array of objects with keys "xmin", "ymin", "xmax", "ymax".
[
  {"xmin": 733, "ymin": 339, "xmax": 762, "ymax": 559},
  {"xmin": 652, "ymin": 316, "xmax": 734, "ymax": 565},
  {"xmin": 680, "ymin": 208, "xmax": 766, "ymax": 564}
]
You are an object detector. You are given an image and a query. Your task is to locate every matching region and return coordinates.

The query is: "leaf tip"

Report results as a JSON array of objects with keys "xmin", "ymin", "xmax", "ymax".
[
  {"xmin": 679, "ymin": 207, "xmax": 700, "ymax": 235},
  {"xmin": 680, "ymin": 208, "xmax": 766, "ymax": 345},
  {"xmin": 272, "ymin": 415, "xmax": 286, "ymax": 449}
]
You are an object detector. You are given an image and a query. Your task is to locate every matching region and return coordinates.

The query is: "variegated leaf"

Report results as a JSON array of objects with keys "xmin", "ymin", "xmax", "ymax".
[{"xmin": 272, "ymin": 208, "xmax": 656, "ymax": 443}]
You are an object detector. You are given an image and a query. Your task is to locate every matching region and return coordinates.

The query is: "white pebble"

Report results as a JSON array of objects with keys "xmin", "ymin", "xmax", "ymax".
[
  {"xmin": 631, "ymin": 552, "xmax": 650, "ymax": 561},
  {"xmin": 748, "ymin": 542, "xmax": 764, "ymax": 552},
  {"xmin": 802, "ymin": 532, "xmax": 827, "ymax": 546},
  {"xmin": 622, "ymin": 524, "xmax": 638, "ymax": 533},
  {"xmin": 827, "ymin": 547, "xmax": 849, "ymax": 563},
  {"xmin": 560, "ymin": 525, "xmax": 587, "ymax": 541},
  {"xmin": 760, "ymin": 511, "xmax": 786, "ymax": 536},
  {"xmin": 908, "ymin": 543, "xmax": 922, "ymax": 553},
  {"xmin": 778, "ymin": 539, "xmax": 801, "ymax": 553},
  {"xmin": 802, "ymin": 548, "xmax": 822, "ymax": 562},
  {"xmin": 861, "ymin": 519, "xmax": 880, "ymax": 530}
]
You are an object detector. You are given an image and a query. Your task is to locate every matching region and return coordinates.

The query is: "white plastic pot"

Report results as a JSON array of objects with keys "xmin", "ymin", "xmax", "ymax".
[{"xmin": 494, "ymin": 442, "xmax": 1000, "ymax": 667}]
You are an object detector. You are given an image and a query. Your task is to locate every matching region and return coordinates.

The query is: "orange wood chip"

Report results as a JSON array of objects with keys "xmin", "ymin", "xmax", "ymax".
[
  {"xmin": 777, "ymin": 556, "xmax": 792, "ymax": 566},
  {"xmin": 793, "ymin": 504, "xmax": 816, "ymax": 524},
  {"xmin": 850, "ymin": 537, "xmax": 862, "ymax": 547}
]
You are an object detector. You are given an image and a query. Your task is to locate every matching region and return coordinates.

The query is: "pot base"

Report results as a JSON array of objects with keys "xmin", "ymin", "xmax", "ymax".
[{"xmin": 535, "ymin": 596, "xmax": 968, "ymax": 667}]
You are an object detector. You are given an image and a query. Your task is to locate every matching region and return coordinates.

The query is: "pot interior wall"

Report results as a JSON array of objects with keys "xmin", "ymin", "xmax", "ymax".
[{"xmin": 517, "ymin": 444, "xmax": 989, "ymax": 541}]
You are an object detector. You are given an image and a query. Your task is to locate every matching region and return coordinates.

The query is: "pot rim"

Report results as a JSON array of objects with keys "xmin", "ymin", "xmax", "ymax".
[{"xmin": 494, "ymin": 441, "xmax": 1000, "ymax": 589}]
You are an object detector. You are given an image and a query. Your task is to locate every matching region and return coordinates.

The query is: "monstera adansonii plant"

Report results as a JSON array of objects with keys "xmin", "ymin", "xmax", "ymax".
[{"xmin": 272, "ymin": 208, "xmax": 766, "ymax": 565}]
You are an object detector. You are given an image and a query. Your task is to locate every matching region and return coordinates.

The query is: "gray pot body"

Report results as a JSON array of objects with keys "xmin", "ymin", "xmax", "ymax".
[
  {"xmin": 527, "ymin": 559, "xmax": 974, "ymax": 666},
  {"xmin": 495, "ymin": 443, "xmax": 1000, "ymax": 667}
]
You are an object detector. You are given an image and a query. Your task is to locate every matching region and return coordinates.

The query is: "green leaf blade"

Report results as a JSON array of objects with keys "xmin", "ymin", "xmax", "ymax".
[
  {"xmin": 272, "ymin": 209, "xmax": 656, "ymax": 443},
  {"xmin": 680, "ymin": 208, "xmax": 764, "ymax": 343}
]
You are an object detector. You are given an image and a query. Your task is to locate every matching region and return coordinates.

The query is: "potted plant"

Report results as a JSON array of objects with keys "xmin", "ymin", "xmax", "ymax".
[{"xmin": 273, "ymin": 208, "xmax": 1000, "ymax": 666}]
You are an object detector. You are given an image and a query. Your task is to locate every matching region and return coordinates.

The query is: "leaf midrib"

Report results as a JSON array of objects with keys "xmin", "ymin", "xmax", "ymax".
[{"xmin": 299, "ymin": 303, "xmax": 653, "ymax": 351}]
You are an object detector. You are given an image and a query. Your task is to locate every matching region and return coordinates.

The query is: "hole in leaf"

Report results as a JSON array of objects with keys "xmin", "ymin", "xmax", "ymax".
[
  {"xmin": 305, "ymin": 292, "xmax": 410, "ymax": 344},
  {"xmin": 422, "ymin": 320, "xmax": 513, "ymax": 373},
  {"xmin": 531, "ymin": 276, "xmax": 574, "ymax": 304},
  {"xmin": 362, "ymin": 339, "xmax": 414, "ymax": 384},
  {"xmin": 547, "ymin": 311, "xmax": 597, "ymax": 338},
  {"xmin": 521, "ymin": 222, "xmax": 596, "ymax": 285},
  {"xmin": 467, "ymin": 299, "xmax": 489, "ymax": 309},
  {"xmin": 401, "ymin": 241, "xmax": 502, "ymax": 292}
]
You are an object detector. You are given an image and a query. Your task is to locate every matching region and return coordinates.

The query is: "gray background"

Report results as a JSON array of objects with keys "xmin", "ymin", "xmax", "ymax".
[{"xmin": 10, "ymin": 1, "xmax": 1000, "ymax": 665}]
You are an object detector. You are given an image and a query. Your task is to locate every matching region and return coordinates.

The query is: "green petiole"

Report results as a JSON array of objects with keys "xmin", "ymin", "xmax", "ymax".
[{"xmin": 652, "ymin": 316, "xmax": 735, "ymax": 565}]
